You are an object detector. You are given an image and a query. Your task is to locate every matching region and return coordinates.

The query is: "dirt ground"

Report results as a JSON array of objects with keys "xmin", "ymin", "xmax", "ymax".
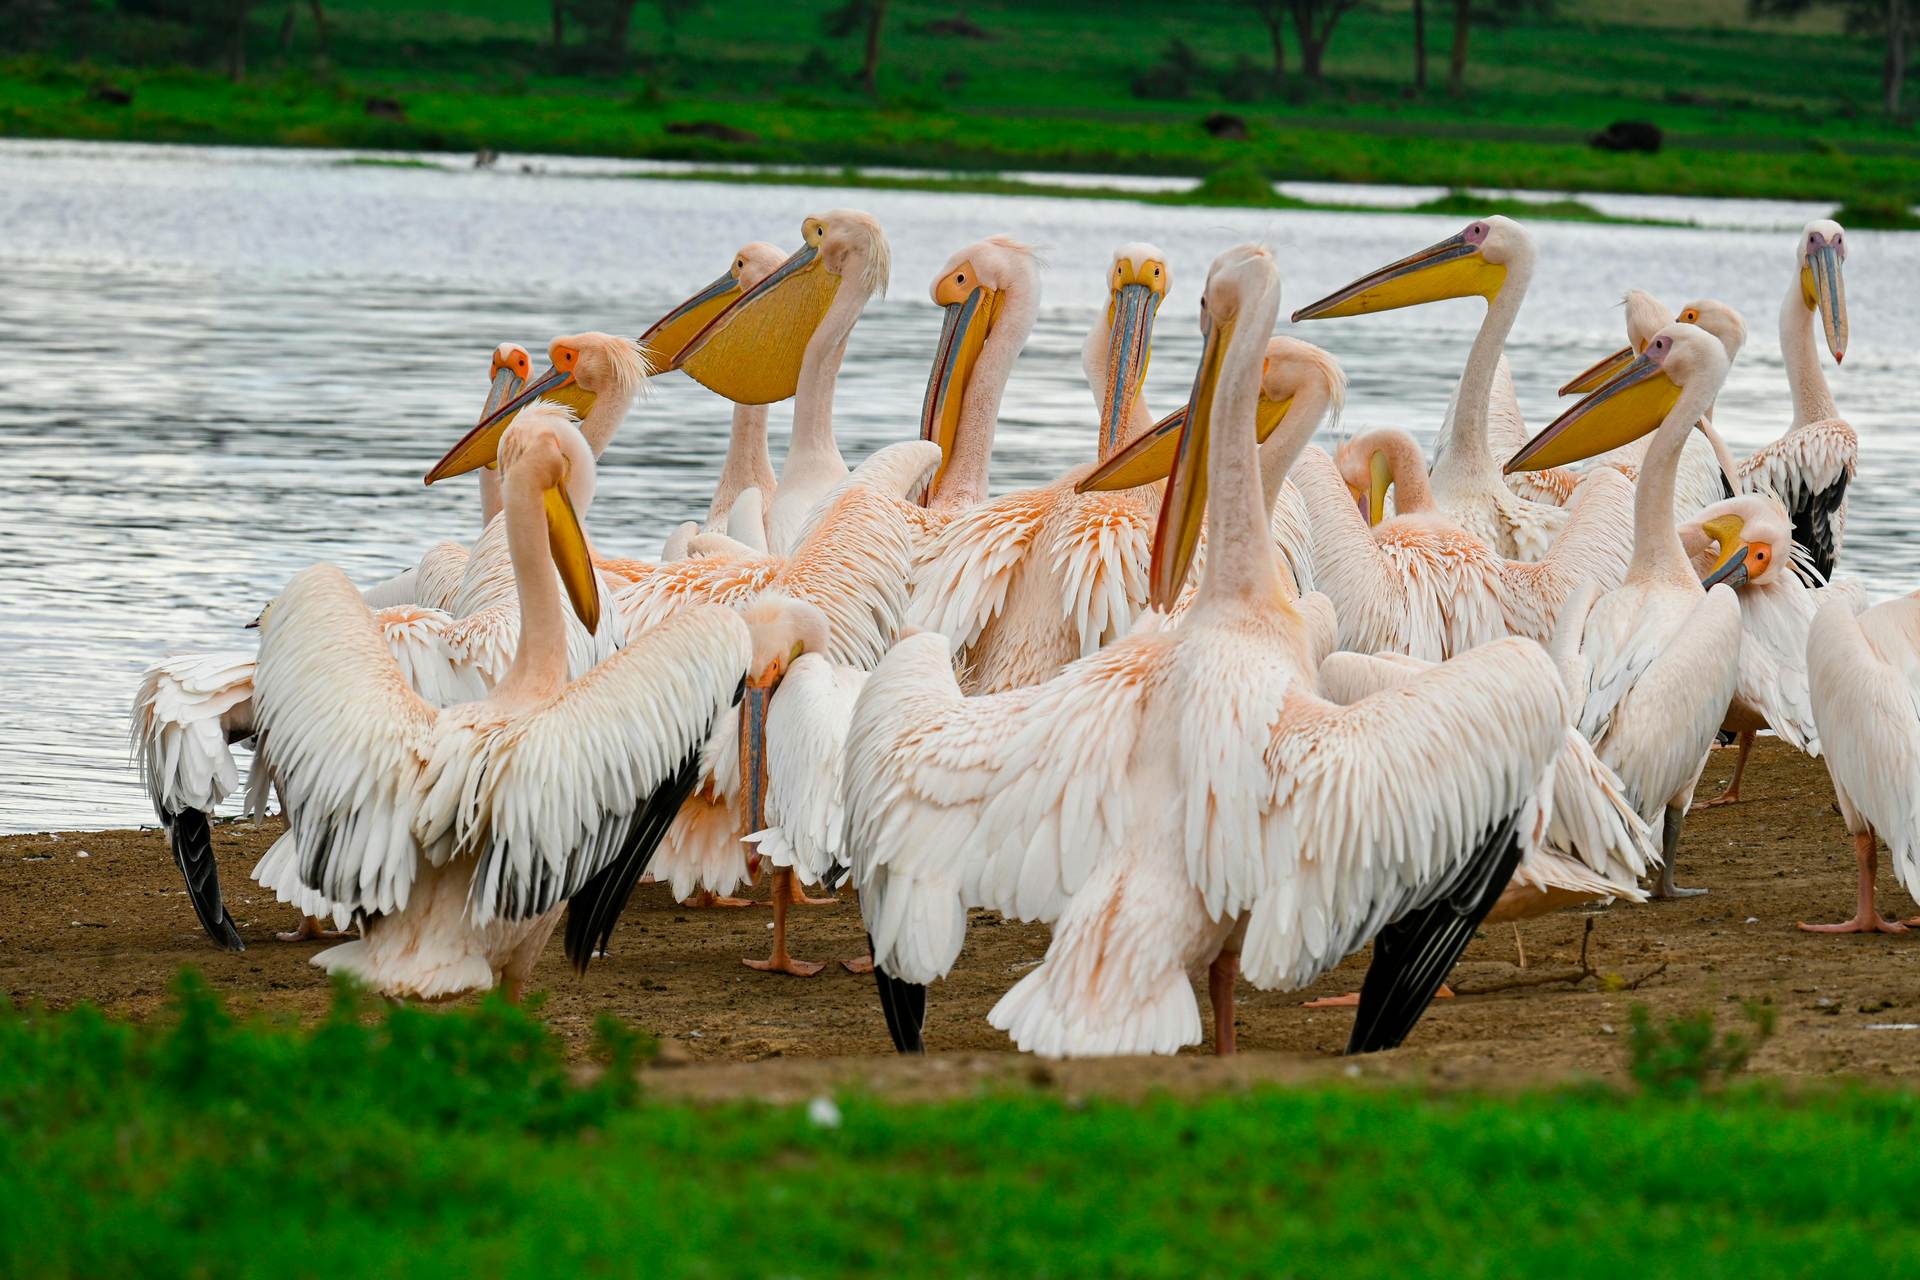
[{"xmin": 5, "ymin": 738, "xmax": 1919, "ymax": 1099}]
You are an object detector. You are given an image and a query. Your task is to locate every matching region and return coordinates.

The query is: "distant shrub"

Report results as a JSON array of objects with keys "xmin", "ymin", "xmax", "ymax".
[
  {"xmin": 1188, "ymin": 158, "xmax": 1282, "ymax": 205},
  {"xmin": 1626, "ymin": 1000, "xmax": 1775, "ymax": 1095},
  {"xmin": 1218, "ymin": 54, "xmax": 1268, "ymax": 104},
  {"xmin": 1833, "ymin": 195, "xmax": 1920, "ymax": 229},
  {"xmin": 1131, "ymin": 37, "xmax": 1205, "ymax": 101}
]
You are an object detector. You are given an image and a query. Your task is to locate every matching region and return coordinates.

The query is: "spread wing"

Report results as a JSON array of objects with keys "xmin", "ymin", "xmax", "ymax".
[
  {"xmin": 906, "ymin": 486, "xmax": 1056, "ymax": 652},
  {"xmin": 743, "ymin": 656, "xmax": 869, "ymax": 884},
  {"xmin": 1047, "ymin": 489, "xmax": 1155, "ymax": 658}
]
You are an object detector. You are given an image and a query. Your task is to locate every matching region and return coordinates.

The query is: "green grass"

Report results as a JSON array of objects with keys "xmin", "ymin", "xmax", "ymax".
[
  {"xmin": 4, "ymin": 1, "xmax": 1916, "ymax": 206},
  {"xmin": 4, "ymin": 972, "xmax": 1919, "ymax": 1277}
]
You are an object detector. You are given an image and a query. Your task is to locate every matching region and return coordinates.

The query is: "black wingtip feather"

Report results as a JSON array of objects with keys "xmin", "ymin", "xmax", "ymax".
[
  {"xmin": 164, "ymin": 808, "xmax": 245, "ymax": 952},
  {"xmin": 868, "ymin": 934, "xmax": 927, "ymax": 1054},
  {"xmin": 562, "ymin": 748, "xmax": 705, "ymax": 976},
  {"xmin": 1345, "ymin": 811, "xmax": 1526, "ymax": 1056},
  {"xmin": 1790, "ymin": 471, "xmax": 1847, "ymax": 585}
]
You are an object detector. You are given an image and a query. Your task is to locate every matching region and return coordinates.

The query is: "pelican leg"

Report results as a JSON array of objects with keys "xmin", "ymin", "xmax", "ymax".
[
  {"xmin": 686, "ymin": 890, "xmax": 757, "ymax": 909},
  {"xmin": 1694, "ymin": 731, "xmax": 1755, "ymax": 809},
  {"xmin": 767, "ymin": 871, "xmax": 838, "ymax": 908},
  {"xmin": 1209, "ymin": 951, "xmax": 1239, "ymax": 1056},
  {"xmin": 743, "ymin": 867, "xmax": 824, "ymax": 976},
  {"xmin": 275, "ymin": 915, "xmax": 351, "ymax": 942},
  {"xmin": 1798, "ymin": 831, "xmax": 1907, "ymax": 935},
  {"xmin": 1652, "ymin": 804, "xmax": 1706, "ymax": 899}
]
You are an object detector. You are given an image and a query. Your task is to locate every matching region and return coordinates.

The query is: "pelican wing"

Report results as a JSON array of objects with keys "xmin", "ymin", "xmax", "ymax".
[
  {"xmin": 1047, "ymin": 490, "xmax": 1155, "ymax": 659},
  {"xmin": 847, "ymin": 631, "xmax": 1166, "ymax": 985},
  {"xmin": 1734, "ymin": 578, "xmax": 1822, "ymax": 753},
  {"xmin": 1738, "ymin": 418, "xmax": 1856, "ymax": 581},
  {"xmin": 362, "ymin": 539, "xmax": 471, "ymax": 612},
  {"xmin": 1241, "ymin": 636, "xmax": 1565, "ymax": 992},
  {"xmin": 907, "ymin": 485, "xmax": 1055, "ymax": 651},
  {"xmin": 1810, "ymin": 595, "xmax": 1920, "ymax": 892},
  {"xmin": 131, "ymin": 651, "xmax": 256, "ymax": 817},
  {"xmin": 743, "ymin": 656, "xmax": 869, "ymax": 884},
  {"xmin": 1497, "ymin": 467, "xmax": 1635, "ymax": 644},
  {"xmin": 772, "ymin": 486, "xmax": 919, "ymax": 670},
  {"xmin": 252, "ymin": 566, "xmax": 438, "ymax": 918},
  {"xmin": 422, "ymin": 604, "xmax": 751, "ymax": 929}
]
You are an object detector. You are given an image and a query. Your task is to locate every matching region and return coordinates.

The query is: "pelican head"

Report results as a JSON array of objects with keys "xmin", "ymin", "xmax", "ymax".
[
  {"xmin": 1797, "ymin": 219, "xmax": 1848, "ymax": 363},
  {"xmin": 1076, "ymin": 335, "xmax": 1342, "ymax": 494},
  {"xmin": 1336, "ymin": 427, "xmax": 1414, "ymax": 526},
  {"xmin": 427, "ymin": 332, "xmax": 648, "ymax": 484},
  {"xmin": 1088, "ymin": 242, "xmax": 1169, "ymax": 455},
  {"xmin": 639, "ymin": 241, "xmax": 787, "ymax": 374},
  {"xmin": 1508, "ymin": 322, "xmax": 1728, "ymax": 473},
  {"xmin": 496, "ymin": 401, "xmax": 600, "ymax": 631},
  {"xmin": 919, "ymin": 235, "xmax": 1037, "ymax": 502},
  {"xmin": 1675, "ymin": 298, "xmax": 1749, "ymax": 363},
  {"xmin": 677, "ymin": 210, "xmax": 891, "ymax": 405},
  {"xmin": 1682, "ymin": 494, "xmax": 1788, "ymax": 591},
  {"xmin": 1149, "ymin": 244, "xmax": 1280, "ymax": 608},
  {"xmin": 1561, "ymin": 289, "xmax": 1675, "ymax": 395},
  {"xmin": 738, "ymin": 593, "xmax": 832, "ymax": 827},
  {"xmin": 479, "ymin": 342, "xmax": 533, "ymax": 426},
  {"xmin": 1291, "ymin": 214, "xmax": 1525, "ymax": 322}
]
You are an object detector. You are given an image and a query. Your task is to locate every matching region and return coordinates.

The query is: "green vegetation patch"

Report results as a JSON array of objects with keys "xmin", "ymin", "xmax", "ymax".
[{"xmin": 3, "ymin": 973, "xmax": 1919, "ymax": 1277}]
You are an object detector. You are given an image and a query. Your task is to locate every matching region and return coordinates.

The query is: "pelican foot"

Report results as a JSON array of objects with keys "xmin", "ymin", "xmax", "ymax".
[
  {"xmin": 743, "ymin": 954, "xmax": 825, "ymax": 977},
  {"xmin": 686, "ymin": 891, "xmax": 757, "ymax": 909},
  {"xmin": 1797, "ymin": 914, "xmax": 1908, "ymax": 935},
  {"xmin": 276, "ymin": 916, "xmax": 351, "ymax": 942},
  {"xmin": 1306, "ymin": 984, "xmax": 1453, "ymax": 1009},
  {"xmin": 841, "ymin": 956, "xmax": 874, "ymax": 974},
  {"xmin": 1693, "ymin": 788, "xmax": 1741, "ymax": 810}
]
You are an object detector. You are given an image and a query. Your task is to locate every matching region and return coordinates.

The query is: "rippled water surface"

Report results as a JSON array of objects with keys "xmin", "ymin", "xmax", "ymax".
[{"xmin": 3, "ymin": 139, "xmax": 1915, "ymax": 831}]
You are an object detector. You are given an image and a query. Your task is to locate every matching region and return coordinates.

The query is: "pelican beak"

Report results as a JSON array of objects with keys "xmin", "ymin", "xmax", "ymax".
[
  {"xmin": 1696, "ymin": 513, "xmax": 1750, "ymax": 589},
  {"xmin": 543, "ymin": 476, "xmax": 600, "ymax": 632},
  {"xmin": 678, "ymin": 218, "xmax": 841, "ymax": 404},
  {"xmin": 1078, "ymin": 389, "xmax": 1292, "ymax": 494},
  {"xmin": 1099, "ymin": 259, "xmax": 1167, "ymax": 456},
  {"xmin": 1291, "ymin": 229, "xmax": 1505, "ymax": 321},
  {"xmin": 1149, "ymin": 315, "xmax": 1233, "ymax": 608},
  {"xmin": 640, "ymin": 265, "xmax": 746, "ymax": 372},
  {"xmin": 1559, "ymin": 345, "xmax": 1638, "ymax": 396},
  {"xmin": 739, "ymin": 643, "xmax": 802, "ymax": 831},
  {"xmin": 1505, "ymin": 349, "xmax": 1681, "ymax": 473},
  {"xmin": 1801, "ymin": 238, "xmax": 1848, "ymax": 364},
  {"xmin": 426, "ymin": 351, "xmax": 592, "ymax": 484},
  {"xmin": 920, "ymin": 268, "xmax": 1002, "ymax": 505},
  {"xmin": 1363, "ymin": 450, "xmax": 1391, "ymax": 525}
]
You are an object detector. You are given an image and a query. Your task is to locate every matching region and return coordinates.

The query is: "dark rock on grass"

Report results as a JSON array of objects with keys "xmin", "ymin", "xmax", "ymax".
[
  {"xmin": 917, "ymin": 15, "xmax": 991, "ymax": 39},
  {"xmin": 364, "ymin": 97, "xmax": 407, "ymax": 121},
  {"xmin": 89, "ymin": 84, "xmax": 134, "ymax": 107},
  {"xmin": 1202, "ymin": 112, "xmax": 1249, "ymax": 141},
  {"xmin": 666, "ymin": 121, "xmax": 760, "ymax": 145},
  {"xmin": 1591, "ymin": 120, "xmax": 1662, "ymax": 153}
]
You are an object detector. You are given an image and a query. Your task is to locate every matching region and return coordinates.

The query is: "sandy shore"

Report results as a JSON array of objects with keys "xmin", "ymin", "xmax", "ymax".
[{"xmin": 5, "ymin": 737, "xmax": 1918, "ymax": 1098}]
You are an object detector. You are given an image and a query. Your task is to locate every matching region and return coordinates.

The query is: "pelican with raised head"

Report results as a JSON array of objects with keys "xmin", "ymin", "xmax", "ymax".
[
  {"xmin": 1507, "ymin": 323, "xmax": 1745, "ymax": 901},
  {"xmin": 847, "ymin": 244, "xmax": 1567, "ymax": 1059}
]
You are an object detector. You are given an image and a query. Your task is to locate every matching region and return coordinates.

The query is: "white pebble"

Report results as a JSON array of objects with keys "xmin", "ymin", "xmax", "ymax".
[{"xmin": 807, "ymin": 1096, "xmax": 842, "ymax": 1130}]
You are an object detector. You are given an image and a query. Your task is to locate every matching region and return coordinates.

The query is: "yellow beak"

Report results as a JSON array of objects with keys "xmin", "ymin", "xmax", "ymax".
[
  {"xmin": 1291, "ymin": 229, "xmax": 1506, "ymax": 321},
  {"xmin": 1506, "ymin": 350, "xmax": 1682, "ymax": 473},
  {"xmin": 920, "ymin": 282, "xmax": 1002, "ymax": 504},
  {"xmin": 425, "ymin": 362, "xmax": 594, "ymax": 485},
  {"xmin": 639, "ymin": 266, "xmax": 747, "ymax": 373},
  {"xmin": 1148, "ymin": 316, "xmax": 1233, "ymax": 608},
  {"xmin": 678, "ymin": 230, "xmax": 841, "ymax": 404},
  {"xmin": 1077, "ymin": 392, "xmax": 1292, "ymax": 494},
  {"xmin": 544, "ymin": 479, "xmax": 600, "ymax": 633},
  {"xmin": 1559, "ymin": 345, "xmax": 1638, "ymax": 396},
  {"xmin": 1364, "ymin": 450, "xmax": 1391, "ymax": 525}
]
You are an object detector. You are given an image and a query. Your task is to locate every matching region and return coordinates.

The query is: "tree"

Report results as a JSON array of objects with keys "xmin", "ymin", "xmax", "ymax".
[
  {"xmin": 1414, "ymin": 0, "xmax": 1428, "ymax": 92},
  {"xmin": 1752, "ymin": 0, "xmax": 1913, "ymax": 116},
  {"xmin": 563, "ymin": 0, "xmax": 643, "ymax": 68},
  {"xmin": 1447, "ymin": 0, "xmax": 1554, "ymax": 95},
  {"xmin": 1242, "ymin": 1, "xmax": 1289, "ymax": 86},
  {"xmin": 823, "ymin": 0, "xmax": 888, "ymax": 96},
  {"xmin": 1285, "ymin": 0, "xmax": 1360, "ymax": 81},
  {"xmin": 551, "ymin": 0, "xmax": 565, "ymax": 51}
]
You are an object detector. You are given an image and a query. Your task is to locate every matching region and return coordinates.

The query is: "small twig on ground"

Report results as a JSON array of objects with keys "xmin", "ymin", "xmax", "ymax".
[{"xmin": 1451, "ymin": 917, "xmax": 1668, "ymax": 996}]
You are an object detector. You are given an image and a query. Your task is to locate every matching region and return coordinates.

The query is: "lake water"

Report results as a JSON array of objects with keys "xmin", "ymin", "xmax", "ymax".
[{"xmin": 2, "ymin": 138, "xmax": 1915, "ymax": 832}]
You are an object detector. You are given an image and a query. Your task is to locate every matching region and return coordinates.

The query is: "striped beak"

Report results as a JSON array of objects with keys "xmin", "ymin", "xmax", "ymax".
[
  {"xmin": 1801, "ymin": 235, "xmax": 1848, "ymax": 364},
  {"xmin": 1099, "ymin": 259, "xmax": 1166, "ymax": 456},
  {"xmin": 920, "ymin": 273, "xmax": 1001, "ymax": 505}
]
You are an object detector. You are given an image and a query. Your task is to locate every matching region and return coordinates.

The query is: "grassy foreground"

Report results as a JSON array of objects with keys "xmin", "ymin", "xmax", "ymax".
[
  {"xmin": 4, "ymin": 0, "xmax": 1917, "ymax": 206},
  {"xmin": 2, "ymin": 973, "xmax": 1916, "ymax": 1277}
]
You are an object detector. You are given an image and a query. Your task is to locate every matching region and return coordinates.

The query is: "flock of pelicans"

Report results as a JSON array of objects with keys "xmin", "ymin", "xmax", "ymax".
[{"xmin": 127, "ymin": 207, "xmax": 1916, "ymax": 1059}]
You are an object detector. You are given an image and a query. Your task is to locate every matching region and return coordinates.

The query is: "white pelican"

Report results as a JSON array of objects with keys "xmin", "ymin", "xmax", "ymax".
[
  {"xmin": 1677, "ymin": 495, "xmax": 1828, "ymax": 808},
  {"xmin": 251, "ymin": 402, "xmax": 749, "ymax": 1000},
  {"xmin": 1801, "ymin": 590, "xmax": 1920, "ymax": 934},
  {"xmin": 906, "ymin": 242, "xmax": 1169, "ymax": 691},
  {"xmin": 1736, "ymin": 220, "xmax": 1854, "ymax": 581},
  {"xmin": 848, "ymin": 244, "xmax": 1568, "ymax": 1058},
  {"xmin": 1506, "ymin": 323, "xmax": 1745, "ymax": 899},
  {"xmin": 1542, "ymin": 291, "xmax": 1745, "ymax": 522},
  {"xmin": 668, "ymin": 210, "xmax": 892, "ymax": 555},
  {"xmin": 915, "ymin": 236, "xmax": 1041, "ymax": 525},
  {"xmin": 1294, "ymin": 215, "xmax": 1569, "ymax": 560},
  {"xmin": 1289, "ymin": 425, "xmax": 1633, "ymax": 660}
]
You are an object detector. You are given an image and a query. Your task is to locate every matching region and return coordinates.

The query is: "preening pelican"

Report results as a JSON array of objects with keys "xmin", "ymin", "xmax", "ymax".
[
  {"xmin": 848, "ymin": 245, "xmax": 1567, "ymax": 1058},
  {"xmin": 907, "ymin": 243, "xmax": 1167, "ymax": 691},
  {"xmin": 1734, "ymin": 220, "xmax": 1854, "ymax": 581},
  {"xmin": 1679, "ymin": 495, "xmax": 1830, "ymax": 808},
  {"xmin": 1801, "ymin": 590, "xmax": 1920, "ymax": 934},
  {"xmin": 669, "ymin": 211, "xmax": 892, "ymax": 555},
  {"xmin": 1290, "ymin": 425, "xmax": 1633, "ymax": 660},
  {"xmin": 251, "ymin": 402, "xmax": 748, "ymax": 1000},
  {"xmin": 1507, "ymin": 323, "xmax": 1744, "ymax": 900},
  {"xmin": 1294, "ymin": 215, "xmax": 1569, "ymax": 560}
]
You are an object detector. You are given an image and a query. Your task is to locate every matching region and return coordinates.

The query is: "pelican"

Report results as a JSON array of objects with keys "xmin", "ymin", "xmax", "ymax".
[
  {"xmin": 1289, "ymin": 425, "xmax": 1633, "ymax": 660},
  {"xmin": 1674, "ymin": 495, "xmax": 1833, "ymax": 808},
  {"xmin": 1507, "ymin": 323, "xmax": 1744, "ymax": 900},
  {"xmin": 848, "ymin": 244, "xmax": 1568, "ymax": 1058},
  {"xmin": 667, "ymin": 210, "xmax": 892, "ymax": 555},
  {"xmin": 1543, "ymin": 291, "xmax": 1745, "ymax": 522},
  {"xmin": 1735, "ymin": 220, "xmax": 1854, "ymax": 581},
  {"xmin": 1801, "ymin": 590, "xmax": 1920, "ymax": 934},
  {"xmin": 250, "ymin": 402, "xmax": 748, "ymax": 1000},
  {"xmin": 1294, "ymin": 216, "xmax": 1568, "ymax": 560}
]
